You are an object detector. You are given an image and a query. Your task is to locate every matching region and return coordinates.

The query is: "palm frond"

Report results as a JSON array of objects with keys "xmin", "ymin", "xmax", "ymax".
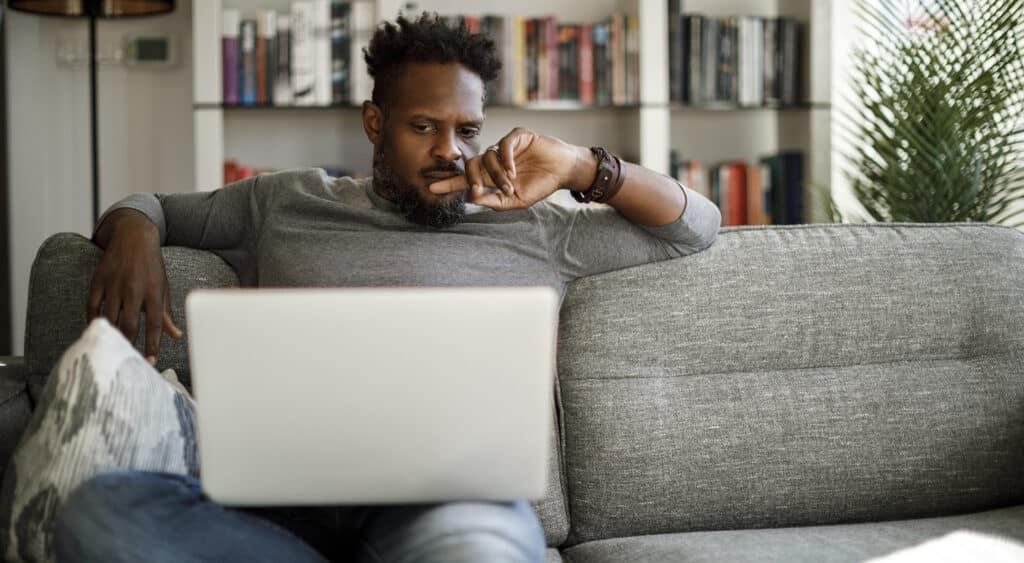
[{"xmin": 836, "ymin": 0, "xmax": 1024, "ymax": 225}]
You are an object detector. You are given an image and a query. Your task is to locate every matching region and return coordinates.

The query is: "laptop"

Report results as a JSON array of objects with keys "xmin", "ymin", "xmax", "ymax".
[{"xmin": 185, "ymin": 287, "xmax": 559, "ymax": 506}]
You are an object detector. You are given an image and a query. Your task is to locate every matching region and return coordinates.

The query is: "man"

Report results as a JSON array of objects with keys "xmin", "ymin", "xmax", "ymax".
[{"xmin": 53, "ymin": 13, "xmax": 720, "ymax": 563}]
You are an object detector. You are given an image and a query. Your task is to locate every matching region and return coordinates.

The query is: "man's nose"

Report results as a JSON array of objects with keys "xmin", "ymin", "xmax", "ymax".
[{"xmin": 431, "ymin": 130, "xmax": 462, "ymax": 163}]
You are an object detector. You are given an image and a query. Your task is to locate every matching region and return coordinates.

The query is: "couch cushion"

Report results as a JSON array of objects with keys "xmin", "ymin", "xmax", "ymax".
[
  {"xmin": 557, "ymin": 224, "xmax": 1024, "ymax": 544},
  {"xmin": 560, "ymin": 505, "xmax": 1024, "ymax": 563},
  {"xmin": 25, "ymin": 233, "xmax": 240, "ymax": 391}
]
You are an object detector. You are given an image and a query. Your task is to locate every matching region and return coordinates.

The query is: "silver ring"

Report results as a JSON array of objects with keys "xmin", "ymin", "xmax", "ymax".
[{"xmin": 486, "ymin": 145, "xmax": 499, "ymax": 154}]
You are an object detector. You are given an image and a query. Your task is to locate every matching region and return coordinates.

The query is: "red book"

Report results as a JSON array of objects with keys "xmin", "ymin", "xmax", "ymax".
[
  {"xmin": 465, "ymin": 16, "xmax": 480, "ymax": 34},
  {"xmin": 746, "ymin": 165, "xmax": 764, "ymax": 225},
  {"xmin": 237, "ymin": 165, "xmax": 255, "ymax": 180},
  {"xmin": 727, "ymin": 162, "xmax": 748, "ymax": 226},
  {"xmin": 579, "ymin": 23, "xmax": 594, "ymax": 105},
  {"xmin": 223, "ymin": 159, "xmax": 239, "ymax": 185}
]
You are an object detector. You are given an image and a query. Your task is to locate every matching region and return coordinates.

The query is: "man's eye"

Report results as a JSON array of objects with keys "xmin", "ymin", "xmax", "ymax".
[
  {"xmin": 460, "ymin": 128, "xmax": 480, "ymax": 138},
  {"xmin": 412, "ymin": 124, "xmax": 434, "ymax": 133}
]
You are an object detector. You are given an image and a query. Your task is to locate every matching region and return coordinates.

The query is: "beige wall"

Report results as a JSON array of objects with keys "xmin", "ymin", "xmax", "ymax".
[{"xmin": 6, "ymin": 2, "xmax": 194, "ymax": 354}]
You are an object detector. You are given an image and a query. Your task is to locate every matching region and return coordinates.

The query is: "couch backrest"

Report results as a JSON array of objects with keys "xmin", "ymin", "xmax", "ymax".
[
  {"xmin": 22, "ymin": 232, "xmax": 570, "ymax": 547},
  {"xmin": 557, "ymin": 223, "xmax": 1024, "ymax": 545}
]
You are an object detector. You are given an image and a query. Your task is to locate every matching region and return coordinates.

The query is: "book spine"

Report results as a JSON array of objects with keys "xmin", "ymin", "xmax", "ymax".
[
  {"xmin": 592, "ymin": 22, "xmax": 610, "ymax": 106},
  {"xmin": 628, "ymin": 15, "xmax": 639, "ymax": 103},
  {"xmin": 686, "ymin": 15, "xmax": 703, "ymax": 105},
  {"xmin": 351, "ymin": 1, "xmax": 374, "ymax": 103},
  {"xmin": 256, "ymin": 14, "xmax": 266, "ymax": 104},
  {"xmin": 612, "ymin": 13, "xmax": 624, "ymax": 105},
  {"xmin": 331, "ymin": 0, "xmax": 351, "ymax": 105},
  {"xmin": 291, "ymin": 1, "xmax": 316, "ymax": 106},
  {"xmin": 526, "ymin": 19, "xmax": 538, "ymax": 102},
  {"xmin": 728, "ymin": 162, "xmax": 747, "ymax": 225},
  {"xmin": 274, "ymin": 14, "xmax": 293, "ymax": 105},
  {"xmin": 702, "ymin": 18, "xmax": 718, "ymax": 103},
  {"xmin": 579, "ymin": 23, "xmax": 594, "ymax": 106},
  {"xmin": 261, "ymin": 10, "xmax": 277, "ymax": 105},
  {"xmin": 314, "ymin": 0, "xmax": 333, "ymax": 105},
  {"xmin": 240, "ymin": 19, "xmax": 258, "ymax": 106},
  {"xmin": 780, "ymin": 17, "xmax": 799, "ymax": 106},
  {"xmin": 546, "ymin": 17, "xmax": 559, "ymax": 101},
  {"xmin": 513, "ymin": 16, "xmax": 527, "ymax": 105},
  {"xmin": 222, "ymin": 10, "xmax": 241, "ymax": 105},
  {"xmin": 502, "ymin": 16, "xmax": 514, "ymax": 104}
]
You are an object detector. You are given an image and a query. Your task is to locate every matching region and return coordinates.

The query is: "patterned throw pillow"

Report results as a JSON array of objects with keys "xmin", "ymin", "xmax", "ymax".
[{"xmin": 0, "ymin": 319, "xmax": 199, "ymax": 563}]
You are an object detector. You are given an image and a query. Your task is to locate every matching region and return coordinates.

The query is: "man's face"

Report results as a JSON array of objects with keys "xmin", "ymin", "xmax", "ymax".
[{"xmin": 368, "ymin": 63, "xmax": 485, "ymax": 228}]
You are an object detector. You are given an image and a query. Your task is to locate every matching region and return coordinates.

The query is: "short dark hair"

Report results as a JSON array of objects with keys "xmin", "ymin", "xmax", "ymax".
[{"xmin": 364, "ymin": 13, "xmax": 502, "ymax": 109}]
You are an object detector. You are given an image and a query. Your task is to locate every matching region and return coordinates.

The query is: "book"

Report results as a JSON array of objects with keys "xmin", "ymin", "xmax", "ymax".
[
  {"xmin": 239, "ymin": 19, "xmax": 258, "ymax": 106},
  {"xmin": 330, "ymin": 0, "xmax": 351, "ymax": 105},
  {"xmin": 763, "ymin": 18, "xmax": 779, "ymax": 105},
  {"xmin": 668, "ymin": 1, "xmax": 684, "ymax": 103},
  {"xmin": 684, "ymin": 15, "xmax": 703, "ymax": 105},
  {"xmin": 274, "ymin": 14, "xmax": 293, "ymax": 105},
  {"xmin": 579, "ymin": 23, "xmax": 594, "ymax": 106},
  {"xmin": 258, "ymin": 10, "xmax": 277, "ymax": 105},
  {"xmin": 349, "ymin": 1, "xmax": 373, "ymax": 104},
  {"xmin": 314, "ymin": 0, "xmax": 333, "ymax": 105},
  {"xmin": 779, "ymin": 17, "xmax": 800, "ymax": 106},
  {"xmin": 592, "ymin": 22, "xmax": 611, "ymax": 105},
  {"xmin": 222, "ymin": 9, "xmax": 240, "ymax": 105},
  {"xmin": 556, "ymin": 25, "xmax": 579, "ymax": 100},
  {"xmin": 512, "ymin": 15, "xmax": 527, "ymax": 105},
  {"xmin": 291, "ymin": 1, "xmax": 317, "ymax": 106}
]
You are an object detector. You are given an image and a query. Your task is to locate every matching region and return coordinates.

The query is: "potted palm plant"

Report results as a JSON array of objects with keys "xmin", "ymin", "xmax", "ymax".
[{"xmin": 838, "ymin": 0, "xmax": 1024, "ymax": 224}]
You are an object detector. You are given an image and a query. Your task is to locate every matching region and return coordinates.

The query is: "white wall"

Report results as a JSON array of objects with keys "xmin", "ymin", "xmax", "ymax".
[{"xmin": 6, "ymin": 3, "xmax": 194, "ymax": 355}]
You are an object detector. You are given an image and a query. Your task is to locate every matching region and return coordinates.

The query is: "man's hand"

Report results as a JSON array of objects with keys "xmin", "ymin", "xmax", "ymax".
[
  {"xmin": 428, "ymin": 127, "xmax": 596, "ymax": 210},
  {"xmin": 88, "ymin": 209, "xmax": 183, "ymax": 365}
]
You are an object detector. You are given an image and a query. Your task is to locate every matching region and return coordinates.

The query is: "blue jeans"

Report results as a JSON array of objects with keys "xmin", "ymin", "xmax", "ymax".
[{"xmin": 53, "ymin": 471, "xmax": 545, "ymax": 563}]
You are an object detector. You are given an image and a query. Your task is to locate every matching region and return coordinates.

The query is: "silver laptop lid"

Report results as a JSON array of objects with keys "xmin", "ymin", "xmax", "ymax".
[{"xmin": 185, "ymin": 287, "xmax": 558, "ymax": 505}]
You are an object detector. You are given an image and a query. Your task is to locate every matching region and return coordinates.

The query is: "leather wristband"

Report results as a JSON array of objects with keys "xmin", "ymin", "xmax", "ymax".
[{"xmin": 571, "ymin": 147, "xmax": 626, "ymax": 204}]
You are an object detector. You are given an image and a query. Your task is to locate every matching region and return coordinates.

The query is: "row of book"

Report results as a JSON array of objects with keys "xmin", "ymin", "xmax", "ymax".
[
  {"xmin": 441, "ymin": 14, "xmax": 640, "ymax": 106},
  {"xmin": 668, "ymin": 5, "xmax": 803, "ymax": 106},
  {"xmin": 220, "ymin": 5, "xmax": 641, "ymax": 107},
  {"xmin": 221, "ymin": 0, "xmax": 374, "ymax": 107},
  {"xmin": 672, "ymin": 151, "xmax": 804, "ymax": 226}
]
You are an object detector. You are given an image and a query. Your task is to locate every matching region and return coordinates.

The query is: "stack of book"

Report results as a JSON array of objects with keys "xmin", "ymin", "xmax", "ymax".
[
  {"xmin": 222, "ymin": 0, "xmax": 374, "ymax": 107},
  {"xmin": 667, "ymin": 3, "xmax": 803, "ymax": 107},
  {"xmin": 672, "ymin": 151, "xmax": 804, "ymax": 226},
  {"xmin": 224, "ymin": 159, "xmax": 356, "ymax": 184}
]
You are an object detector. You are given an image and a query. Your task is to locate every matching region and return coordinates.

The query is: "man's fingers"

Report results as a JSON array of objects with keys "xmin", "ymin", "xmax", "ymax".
[
  {"xmin": 428, "ymin": 174, "xmax": 469, "ymax": 195},
  {"xmin": 163, "ymin": 287, "xmax": 183, "ymax": 339},
  {"xmin": 120, "ymin": 296, "xmax": 142, "ymax": 347},
  {"xmin": 471, "ymin": 192, "xmax": 507, "ymax": 210},
  {"xmin": 144, "ymin": 298, "xmax": 164, "ymax": 365},
  {"xmin": 87, "ymin": 280, "xmax": 103, "ymax": 321},
  {"xmin": 482, "ymin": 149, "xmax": 514, "ymax": 196},
  {"xmin": 103, "ymin": 293, "xmax": 122, "ymax": 327},
  {"xmin": 498, "ymin": 135, "xmax": 519, "ymax": 179}
]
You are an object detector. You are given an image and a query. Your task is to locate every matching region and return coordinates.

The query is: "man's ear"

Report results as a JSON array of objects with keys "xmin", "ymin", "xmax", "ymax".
[{"xmin": 362, "ymin": 100, "xmax": 383, "ymax": 145}]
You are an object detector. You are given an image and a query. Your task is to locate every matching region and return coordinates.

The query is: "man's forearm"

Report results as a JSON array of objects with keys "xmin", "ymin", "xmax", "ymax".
[
  {"xmin": 93, "ymin": 208, "xmax": 160, "ymax": 249},
  {"xmin": 566, "ymin": 145, "xmax": 687, "ymax": 227}
]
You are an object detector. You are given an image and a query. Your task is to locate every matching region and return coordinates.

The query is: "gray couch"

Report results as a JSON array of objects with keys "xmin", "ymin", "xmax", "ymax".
[{"xmin": 4, "ymin": 222, "xmax": 1024, "ymax": 562}]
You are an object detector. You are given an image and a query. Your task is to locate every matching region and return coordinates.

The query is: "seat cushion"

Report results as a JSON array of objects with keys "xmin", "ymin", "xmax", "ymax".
[{"xmin": 561, "ymin": 504, "xmax": 1024, "ymax": 563}]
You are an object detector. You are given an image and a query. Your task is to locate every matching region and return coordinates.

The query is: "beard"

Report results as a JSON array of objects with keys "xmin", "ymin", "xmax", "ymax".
[{"xmin": 373, "ymin": 145, "xmax": 467, "ymax": 229}]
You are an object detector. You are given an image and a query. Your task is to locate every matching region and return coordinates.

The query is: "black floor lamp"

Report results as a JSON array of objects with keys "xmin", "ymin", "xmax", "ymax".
[{"xmin": 8, "ymin": 0, "xmax": 175, "ymax": 227}]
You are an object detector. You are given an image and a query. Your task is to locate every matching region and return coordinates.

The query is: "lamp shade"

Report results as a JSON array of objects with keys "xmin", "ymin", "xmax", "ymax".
[{"xmin": 8, "ymin": 0, "xmax": 174, "ymax": 17}]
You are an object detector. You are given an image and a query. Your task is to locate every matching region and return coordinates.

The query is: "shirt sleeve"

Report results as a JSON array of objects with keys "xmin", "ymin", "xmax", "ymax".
[
  {"xmin": 536, "ymin": 184, "xmax": 721, "ymax": 282},
  {"xmin": 93, "ymin": 174, "xmax": 276, "ymax": 249}
]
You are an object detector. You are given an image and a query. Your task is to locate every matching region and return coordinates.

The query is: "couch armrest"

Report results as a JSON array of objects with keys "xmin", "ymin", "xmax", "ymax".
[{"xmin": 24, "ymin": 233, "xmax": 241, "ymax": 394}]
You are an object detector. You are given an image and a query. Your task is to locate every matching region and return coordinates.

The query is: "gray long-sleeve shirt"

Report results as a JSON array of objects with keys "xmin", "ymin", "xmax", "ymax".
[{"xmin": 102, "ymin": 168, "xmax": 721, "ymax": 291}]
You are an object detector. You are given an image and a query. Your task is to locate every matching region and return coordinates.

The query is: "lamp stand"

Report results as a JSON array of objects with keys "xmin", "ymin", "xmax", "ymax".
[{"xmin": 88, "ymin": 14, "xmax": 99, "ymax": 227}]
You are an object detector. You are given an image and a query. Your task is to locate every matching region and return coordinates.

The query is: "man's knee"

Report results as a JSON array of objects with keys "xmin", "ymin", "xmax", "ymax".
[
  {"xmin": 54, "ymin": 471, "xmax": 197, "ymax": 562},
  {"xmin": 366, "ymin": 500, "xmax": 545, "ymax": 563}
]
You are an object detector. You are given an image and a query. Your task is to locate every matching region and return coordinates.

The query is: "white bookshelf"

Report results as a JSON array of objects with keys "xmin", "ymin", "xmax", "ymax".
[{"xmin": 192, "ymin": 0, "xmax": 832, "ymax": 220}]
